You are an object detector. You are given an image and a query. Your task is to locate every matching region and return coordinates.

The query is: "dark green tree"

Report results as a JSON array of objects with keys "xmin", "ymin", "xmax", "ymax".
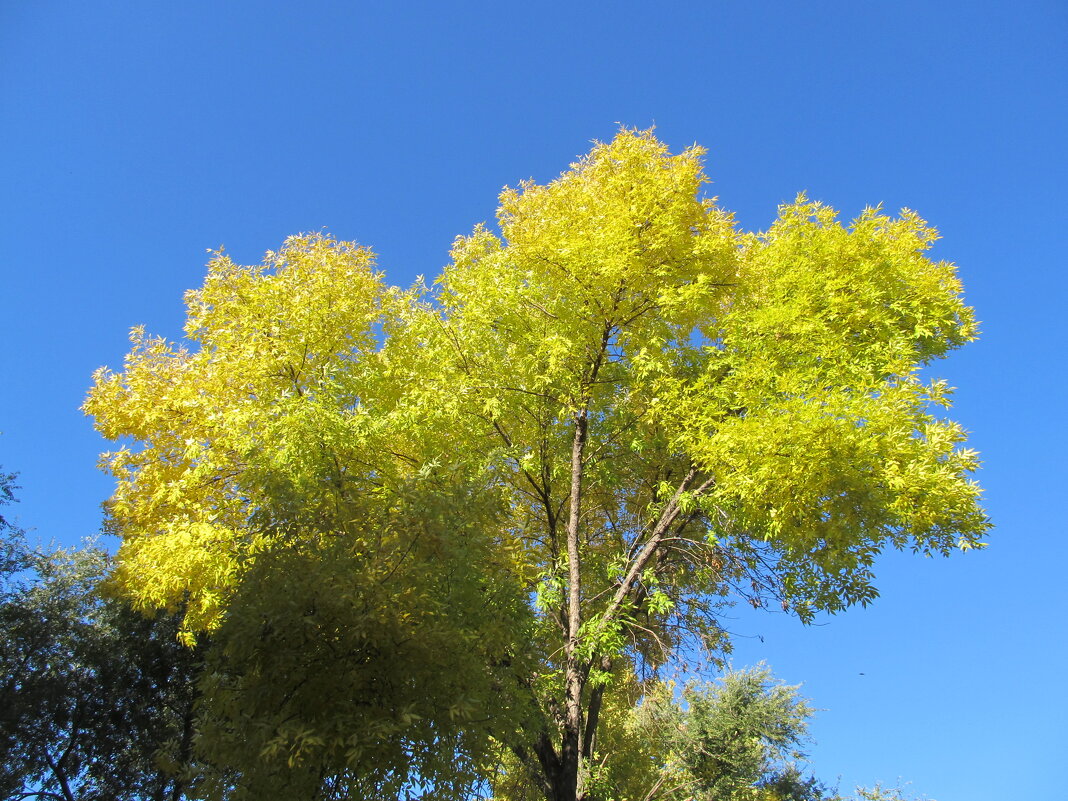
[{"xmin": 0, "ymin": 475, "xmax": 203, "ymax": 801}]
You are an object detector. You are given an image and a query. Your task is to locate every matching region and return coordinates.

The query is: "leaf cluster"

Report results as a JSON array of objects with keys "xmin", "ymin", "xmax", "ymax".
[{"xmin": 85, "ymin": 237, "xmax": 535, "ymax": 799}]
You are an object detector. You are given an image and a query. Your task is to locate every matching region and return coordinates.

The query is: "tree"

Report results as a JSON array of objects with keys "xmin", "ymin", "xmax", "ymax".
[
  {"xmin": 578, "ymin": 666, "xmax": 934, "ymax": 801},
  {"xmin": 85, "ymin": 129, "xmax": 987, "ymax": 800},
  {"xmin": 629, "ymin": 666, "xmax": 828, "ymax": 801},
  {"xmin": 0, "ymin": 478, "xmax": 202, "ymax": 801}
]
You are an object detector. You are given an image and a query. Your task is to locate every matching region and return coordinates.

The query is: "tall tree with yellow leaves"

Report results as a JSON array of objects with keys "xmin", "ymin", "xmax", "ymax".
[{"xmin": 86, "ymin": 130, "xmax": 987, "ymax": 801}]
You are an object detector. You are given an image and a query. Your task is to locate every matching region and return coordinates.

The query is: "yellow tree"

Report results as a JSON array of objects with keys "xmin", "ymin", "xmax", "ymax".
[
  {"xmin": 86, "ymin": 130, "xmax": 987, "ymax": 801},
  {"xmin": 85, "ymin": 237, "xmax": 532, "ymax": 798}
]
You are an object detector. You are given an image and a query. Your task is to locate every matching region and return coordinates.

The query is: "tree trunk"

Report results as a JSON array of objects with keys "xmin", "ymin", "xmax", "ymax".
[{"xmin": 560, "ymin": 410, "xmax": 589, "ymax": 801}]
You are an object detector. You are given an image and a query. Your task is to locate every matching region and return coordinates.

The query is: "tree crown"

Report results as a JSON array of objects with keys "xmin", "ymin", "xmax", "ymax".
[{"xmin": 85, "ymin": 129, "xmax": 987, "ymax": 800}]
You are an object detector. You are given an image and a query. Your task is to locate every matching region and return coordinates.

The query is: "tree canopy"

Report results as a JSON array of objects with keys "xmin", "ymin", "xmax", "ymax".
[{"xmin": 84, "ymin": 129, "xmax": 987, "ymax": 801}]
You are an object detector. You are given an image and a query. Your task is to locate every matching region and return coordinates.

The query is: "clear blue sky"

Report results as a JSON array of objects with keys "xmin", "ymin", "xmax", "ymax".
[{"xmin": 2, "ymin": 2, "xmax": 1064, "ymax": 798}]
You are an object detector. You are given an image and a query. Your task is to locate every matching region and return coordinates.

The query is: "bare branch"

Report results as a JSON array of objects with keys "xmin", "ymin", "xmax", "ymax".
[{"xmin": 601, "ymin": 467, "xmax": 699, "ymax": 622}]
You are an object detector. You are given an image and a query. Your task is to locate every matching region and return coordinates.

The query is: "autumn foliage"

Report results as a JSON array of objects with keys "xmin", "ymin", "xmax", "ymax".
[{"xmin": 85, "ymin": 130, "xmax": 986, "ymax": 801}]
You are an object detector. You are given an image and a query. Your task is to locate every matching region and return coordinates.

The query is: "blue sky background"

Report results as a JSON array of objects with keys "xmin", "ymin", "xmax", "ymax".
[{"xmin": 1, "ymin": 2, "xmax": 1064, "ymax": 798}]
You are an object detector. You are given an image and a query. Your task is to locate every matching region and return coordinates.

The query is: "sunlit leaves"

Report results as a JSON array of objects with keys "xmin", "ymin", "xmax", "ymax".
[
  {"xmin": 86, "ymin": 235, "xmax": 531, "ymax": 799},
  {"xmin": 86, "ymin": 128, "xmax": 986, "ymax": 800}
]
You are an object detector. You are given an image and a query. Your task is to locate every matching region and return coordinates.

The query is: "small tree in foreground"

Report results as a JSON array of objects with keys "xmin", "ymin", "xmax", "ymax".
[
  {"xmin": 634, "ymin": 666, "xmax": 822, "ymax": 801},
  {"xmin": 85, "ymin": 129, "xmax": 987, "ymax": 800},
  {"xmin": 628, "ymin": 669, "xmax": 936, "ymax": 801}
]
